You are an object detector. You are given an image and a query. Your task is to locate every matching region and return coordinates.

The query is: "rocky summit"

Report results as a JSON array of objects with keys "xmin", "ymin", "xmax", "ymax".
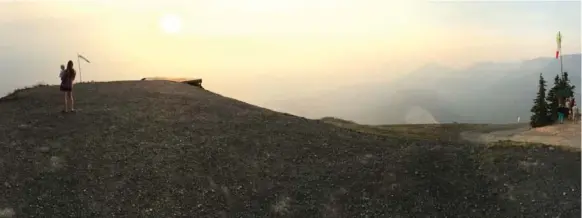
[{"xmin": 0, "ymin": 81, "xmax": 579, "ymax": 217}]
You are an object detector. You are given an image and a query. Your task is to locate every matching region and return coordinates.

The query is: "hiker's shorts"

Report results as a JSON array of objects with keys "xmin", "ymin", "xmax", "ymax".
[{"xmin": 60, "ymin": 84, "xmax": 72, "ymax": 92}]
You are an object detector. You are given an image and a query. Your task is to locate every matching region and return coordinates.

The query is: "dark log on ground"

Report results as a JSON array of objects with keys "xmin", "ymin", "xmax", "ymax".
[{"xmin": 182, "ymin": 79, "xmax": 203, "ymax": 89}]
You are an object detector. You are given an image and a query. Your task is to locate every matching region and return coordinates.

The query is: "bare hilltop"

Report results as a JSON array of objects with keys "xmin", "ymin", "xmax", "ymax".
[{"xmin": 0, "ymin": 80, "xmax": 579, "ymax": 217}]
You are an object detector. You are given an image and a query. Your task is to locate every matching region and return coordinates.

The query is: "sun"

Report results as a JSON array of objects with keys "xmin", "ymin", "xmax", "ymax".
[{"xmin": 159, "ymin": 14, "xmax": 182, "ymax": 34}]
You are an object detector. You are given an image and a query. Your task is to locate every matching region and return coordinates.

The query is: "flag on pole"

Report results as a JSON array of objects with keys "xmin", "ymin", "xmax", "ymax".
[
  {"xmin": 78, "ymin": 54, "xmax": 91, "ymax": 63},
  {"xmin": 556, "ymin": 31, "xmax": 562, "ymax": 59}
]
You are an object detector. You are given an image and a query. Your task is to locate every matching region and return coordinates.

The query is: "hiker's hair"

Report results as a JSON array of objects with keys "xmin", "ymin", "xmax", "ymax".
[
  {"xmin": 66, "ymin": 60, "xmax": 74, "ymax": 70},
  {"xmin": 60, "ymin": 65, "xmax": 65, "ymax": 69}
]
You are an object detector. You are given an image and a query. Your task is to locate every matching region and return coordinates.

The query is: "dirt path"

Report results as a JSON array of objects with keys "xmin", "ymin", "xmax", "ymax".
[{"xmin": 461, "ymin": 123, "xmax": 581, "ymax": 150}]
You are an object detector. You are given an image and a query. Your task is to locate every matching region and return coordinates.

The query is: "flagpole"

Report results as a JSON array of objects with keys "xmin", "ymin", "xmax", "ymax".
[
  {"xmin": 557, "ymin": 31, "xmax": 564, "ymax": 77},
  {"xmin": 77, "ymin": 53, "xmax": 82, "ymax": 83},
  {"xmin": 559, "ymin": 47, "xmax": 563, "ymax": 76}
]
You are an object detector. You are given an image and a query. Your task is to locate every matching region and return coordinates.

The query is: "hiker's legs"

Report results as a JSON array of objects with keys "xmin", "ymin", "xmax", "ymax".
[
  {"xmin": 558, "ymin": 112, "xmax": 564, "ymax": 124},
  {"xmin": 63, "ymin": 92, "xmax": 69, "ymax": 111},
  {"xmin": 67, "ymin": 91, "xmax": 75, "ymax": 111}
]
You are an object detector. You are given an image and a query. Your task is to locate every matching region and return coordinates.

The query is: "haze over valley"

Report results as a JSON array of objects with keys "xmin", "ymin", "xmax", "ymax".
[{"xmin": 278, "ymin": 54, "xmax": 582, "ymax": 124}]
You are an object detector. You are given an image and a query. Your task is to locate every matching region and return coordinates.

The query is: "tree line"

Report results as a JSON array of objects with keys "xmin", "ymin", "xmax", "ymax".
[{"xmin": 530, "ymin": 72, "xmax": 576, "ymax": 127}]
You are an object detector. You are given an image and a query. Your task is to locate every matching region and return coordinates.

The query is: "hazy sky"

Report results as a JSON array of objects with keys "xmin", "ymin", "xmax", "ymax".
[{"xmin": 1, "ymin": 0, "xmax": 580, "ymax": 105}]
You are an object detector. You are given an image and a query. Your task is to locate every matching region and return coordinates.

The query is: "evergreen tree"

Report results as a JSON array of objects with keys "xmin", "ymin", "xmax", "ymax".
[
  {"xmin": 530, "ymin": 73, "xmax": 549, "ymax": 128},
  {"xmin": 546, "ymin": 74, "xmax": 560, "ymax": 122},
  {"xmin": 561, "ymin": 72, "xmax": 576, "ymax": 98},
  {"xmin": 555, "ymin": 72, "xmax": 576, "ymax": 101}
]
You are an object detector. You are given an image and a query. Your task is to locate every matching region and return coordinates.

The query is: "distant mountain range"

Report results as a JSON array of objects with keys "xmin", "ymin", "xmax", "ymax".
[{"xmin": 277, "ymin": 54, "xmax": 581, "ymax": 125}]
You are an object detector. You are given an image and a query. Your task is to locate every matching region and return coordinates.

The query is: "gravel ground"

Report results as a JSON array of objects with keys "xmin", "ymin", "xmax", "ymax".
[{"xmin": 0, "ymin": 81, "xmax": 579, "ymax": 217}]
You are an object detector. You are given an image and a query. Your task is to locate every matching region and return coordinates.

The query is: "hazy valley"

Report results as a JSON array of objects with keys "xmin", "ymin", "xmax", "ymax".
[{"xmin": 273, "ymin": 54, "xmax": 582, "ymax": 125}]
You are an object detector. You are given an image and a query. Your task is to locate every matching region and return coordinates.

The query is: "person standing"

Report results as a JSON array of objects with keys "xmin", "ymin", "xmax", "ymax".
[
  {"xmin": 570, "ymin": 98, "xmax": 576, "ymax": 120},
  {"xmin": 573, "ymin": 105, "xmax": 580, "ymax": 123},
  {"xmin": 60, "ymin": 60, "xmax": 77, "ymax": 112},
  {"xmin": 557, "ymin": 104, "xmax": 567, "ymax": 124},
  {"xmin": 565, "ymin": 97, "xmax": 571, "ymax": 120}
]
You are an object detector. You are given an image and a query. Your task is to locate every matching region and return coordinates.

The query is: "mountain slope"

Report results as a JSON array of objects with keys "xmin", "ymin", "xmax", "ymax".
[
  {"xmin": 0, "ymin": 81, "xmax": 579, "ymax": 217},
  {"xmin": 290, "ymin": 54, "xmax": 581, "ymax": 124}
]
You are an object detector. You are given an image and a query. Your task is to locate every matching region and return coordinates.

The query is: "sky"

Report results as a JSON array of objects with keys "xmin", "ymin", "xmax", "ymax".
[{"xmin": 0, "ymin": 0, "xmax": 580, "ymax": 107}]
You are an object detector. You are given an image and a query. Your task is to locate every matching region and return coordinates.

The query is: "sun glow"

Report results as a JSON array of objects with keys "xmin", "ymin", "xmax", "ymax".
[{"xmin": 159, "ymin": 14, "xmax": 182, "ymax": 34}]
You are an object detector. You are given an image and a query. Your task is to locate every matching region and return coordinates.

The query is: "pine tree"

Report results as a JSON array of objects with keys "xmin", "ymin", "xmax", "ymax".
[
  {"xmin": 561, "ymin": 72, "xmax": 576, "ymax": 98},
  {"xmin": 530, "ymin": 73, "xmax": 549, "ymax": 128},
  {"xmin": 546, "ymin": 74, "xmax": 560, "ymax": 122},
  {"xmin": 555, "ymin": 72, "xmax": 575, "ymax": 101}
]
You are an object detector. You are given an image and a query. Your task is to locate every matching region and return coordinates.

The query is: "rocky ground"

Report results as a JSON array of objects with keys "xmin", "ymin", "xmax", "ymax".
[{"xmin": 0, "ymin": 81, "xmax": 579, "ymax": 217}]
